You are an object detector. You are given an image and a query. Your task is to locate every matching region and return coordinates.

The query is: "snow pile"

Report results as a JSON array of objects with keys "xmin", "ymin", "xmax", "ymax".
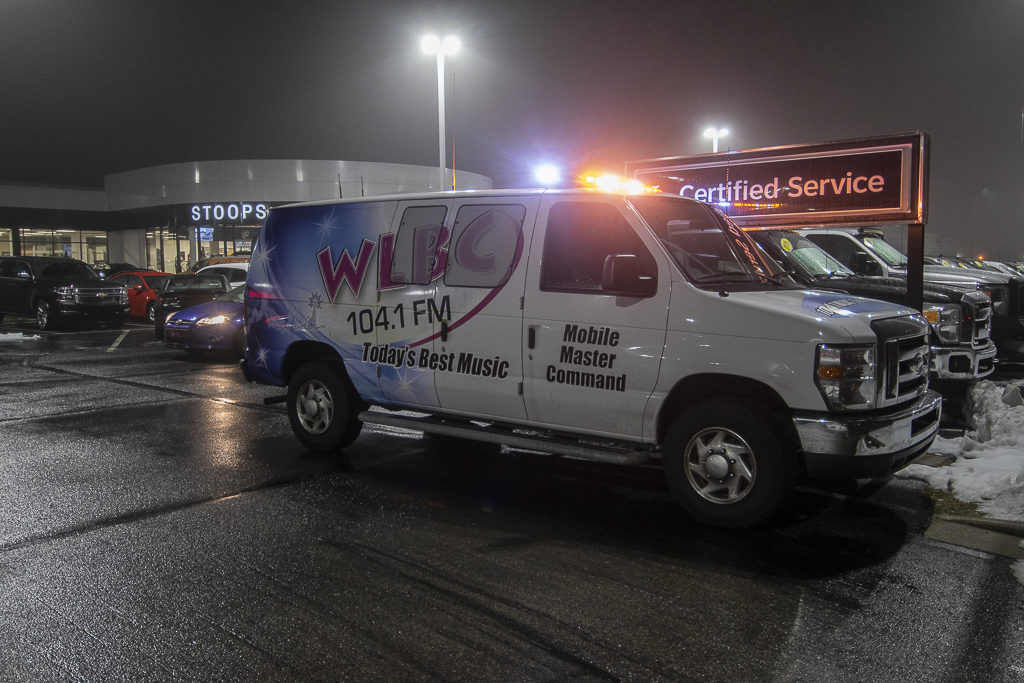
[
  {"xmin": 0, "ymin": 332, "xmax": 38, "ymax": 343},
  {"xmin": 902, "ymin": 380, "xmax": 1024, "ymax": 522},
  {"xmin": 899, "ymin": 379, "xmax": 1024, "ymax": 580}
]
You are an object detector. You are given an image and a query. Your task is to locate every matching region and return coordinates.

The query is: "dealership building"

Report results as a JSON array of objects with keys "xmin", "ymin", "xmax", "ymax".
[{"xmin": 0, "ymin": 159, "xmax": 492, "ymax": 272}]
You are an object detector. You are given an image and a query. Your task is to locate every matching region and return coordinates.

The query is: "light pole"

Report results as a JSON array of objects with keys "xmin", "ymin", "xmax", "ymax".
[
  {"xmin": 421, "ymin": 34, "xmax": 460, "ymax": 191},
  {"xmin": 703, "ymin": 126, "xmax": 729, "ymax": 153}
]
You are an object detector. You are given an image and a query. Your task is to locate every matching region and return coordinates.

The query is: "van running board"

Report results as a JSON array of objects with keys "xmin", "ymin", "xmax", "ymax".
[{"xmin": 357, "ymin": 410, "xmax": 652, "ymax": 467}]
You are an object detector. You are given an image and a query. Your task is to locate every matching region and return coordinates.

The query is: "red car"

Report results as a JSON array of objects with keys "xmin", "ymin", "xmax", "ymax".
[{"xmin": 107, "ymin": 271, "xmax": 172, "ymax": 321}]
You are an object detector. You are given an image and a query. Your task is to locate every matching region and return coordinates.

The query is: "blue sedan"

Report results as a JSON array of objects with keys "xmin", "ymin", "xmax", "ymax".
[{"xmin": 163, "ymin": 285, "xmax": 245, "ymax": 356}]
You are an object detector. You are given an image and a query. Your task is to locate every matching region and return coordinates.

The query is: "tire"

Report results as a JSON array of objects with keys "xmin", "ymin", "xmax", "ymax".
[
  {"xmin": 146, "ymin": 302, "xmax": 156, "ymax": 322},
  {"xmin": 231, "ymin": 329, "xmax": 245, "ymax": 357},
  {"xmin": 287, "ymin": 360, "xmax": 363, "ymax": 452},
  {"xmin": 663, "ymin": 399, "xmax": 792, "ymax": 529},
  {"xmin": 35, "ymin": 299, "xmax": 55, "ymax": 330}
]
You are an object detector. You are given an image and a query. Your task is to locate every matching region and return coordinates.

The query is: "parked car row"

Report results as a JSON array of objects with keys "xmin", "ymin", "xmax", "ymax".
[
  {"xmin": 788, "ymin": 226, "xmax": 1024, "ymax": 364},
  {"xmin": 0, "ymin": 255, "xmax": 249, "ymax": 352},
  {"xmin": 929, "ymin": 255, "xmax": 1024, "ymax": 278},
  {"xmin": 750, "ymin": 230, "xmax": 997, "ymax": 381}
]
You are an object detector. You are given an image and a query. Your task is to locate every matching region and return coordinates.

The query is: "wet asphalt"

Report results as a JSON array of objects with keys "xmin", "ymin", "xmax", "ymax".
[{"xmin": 1, "ymin": 318, "xmax": 1023, "ymax": 681}]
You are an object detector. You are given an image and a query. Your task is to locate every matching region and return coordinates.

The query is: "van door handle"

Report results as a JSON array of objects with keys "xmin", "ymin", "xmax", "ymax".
[{"xmin": 528, "ymin": 325, "xmax": 536, "ymax": 349}]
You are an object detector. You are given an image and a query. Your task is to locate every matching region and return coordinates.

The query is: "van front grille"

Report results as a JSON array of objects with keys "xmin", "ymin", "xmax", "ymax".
[{"xmin": 872, "ymin": 316, "xmax": 930, "ymax": 408}]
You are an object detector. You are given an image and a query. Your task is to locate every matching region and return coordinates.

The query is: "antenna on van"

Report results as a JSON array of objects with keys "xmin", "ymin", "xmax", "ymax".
[{"xmin": 451, "ymin": 70, "xmax": 457, "ymax": 190}]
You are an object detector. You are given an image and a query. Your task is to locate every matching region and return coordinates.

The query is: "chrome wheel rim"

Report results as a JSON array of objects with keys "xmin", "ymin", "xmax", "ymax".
[
  {"xmin": 36, "ymin": 301, "xmax": 49, "ymax": 329},
  {"xmin": 295, "ymin": 379, "xmax": 333, "ymax": 435},
  {"xmin": 684, "ymin": 427, "xmax": 756, "ymax": 504}
]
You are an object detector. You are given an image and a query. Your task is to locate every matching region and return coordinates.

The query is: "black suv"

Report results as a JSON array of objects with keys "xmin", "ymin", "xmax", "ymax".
[{"xmin": 0, "ymin": 256, "xmax": 130, "ymax": 330}]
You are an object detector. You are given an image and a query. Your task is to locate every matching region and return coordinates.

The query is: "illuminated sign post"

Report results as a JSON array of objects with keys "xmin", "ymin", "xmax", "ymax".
[{"xmin": 627, "ymin": 132, "xmax": 929, "ymax": 309}]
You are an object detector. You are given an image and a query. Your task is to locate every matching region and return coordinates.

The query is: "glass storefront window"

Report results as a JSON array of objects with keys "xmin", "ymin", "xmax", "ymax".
[
  {"xmin": 16, "ymin": 228, "xmax": 107, "ymax": 264},
  {"xmin": 3, "ymin": 224, "xmax": 257, "ymax": 270},
  {"xmin": 145, "ymin": 227, "xmax": 192, "ymax": 273}
]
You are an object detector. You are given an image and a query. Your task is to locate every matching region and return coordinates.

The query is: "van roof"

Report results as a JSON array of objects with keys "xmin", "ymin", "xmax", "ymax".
[{"xmin": 273, "ymin": 188, "xmax": 666, "ymax": 211}]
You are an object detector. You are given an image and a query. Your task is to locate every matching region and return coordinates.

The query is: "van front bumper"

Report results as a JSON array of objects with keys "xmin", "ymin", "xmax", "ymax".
[{"xmin": 794, "ymin": 390, "xmax": 942, "ymax": 479}]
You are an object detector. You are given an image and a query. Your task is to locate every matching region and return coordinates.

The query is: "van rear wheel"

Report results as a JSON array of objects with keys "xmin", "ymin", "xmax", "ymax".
[
  {"xmin": 663, "ymin": 400, "xmax": 791, "ymax": 529},
  {"xmin": 287, "ymin": 360, "xmax": 363, "ymax": 452}
]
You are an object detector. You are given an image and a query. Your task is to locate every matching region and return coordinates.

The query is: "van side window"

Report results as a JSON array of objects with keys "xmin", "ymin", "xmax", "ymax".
[
  {"xmin": 444, "ymin": 204, "xmax": 525, "ymax": 288},
  {"xmin": 540, "ymin": 202, "xmax": 654, "ymax": 293},
  {"xmin": 391, "ymin": 206, "xmax": 448, "ymax": 285}
]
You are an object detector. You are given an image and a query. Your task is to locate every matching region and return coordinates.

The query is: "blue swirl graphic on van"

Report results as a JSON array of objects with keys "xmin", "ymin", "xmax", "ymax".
[{"xmin": 245, "ymin": 200, "xmax": 526, "ymax": 409}]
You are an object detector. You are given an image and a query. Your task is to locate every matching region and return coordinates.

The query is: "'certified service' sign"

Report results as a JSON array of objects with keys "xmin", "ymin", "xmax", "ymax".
[{"xmin": 626, "ymin": 133, "xmax": 928, "ymax": 227}]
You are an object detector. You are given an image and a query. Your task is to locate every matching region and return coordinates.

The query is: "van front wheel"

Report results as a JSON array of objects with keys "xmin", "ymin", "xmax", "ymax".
[
  {"xmin": 663, "ymin": 400, "xmax": 791, "ymax": 529},
  {"xmin": 287, "ymin": 361, "xmax": 363, "ymax": 452}
]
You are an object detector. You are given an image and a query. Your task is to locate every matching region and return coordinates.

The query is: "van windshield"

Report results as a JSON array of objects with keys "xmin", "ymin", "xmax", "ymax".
[{"xmin": 628, "ymin": 195, "xmax": 790, "ymax": 288}]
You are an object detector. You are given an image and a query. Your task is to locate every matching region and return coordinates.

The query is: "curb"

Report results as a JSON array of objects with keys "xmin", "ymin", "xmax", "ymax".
[{"xmin": 936, "ymin": 514, "xmax": 1024, "ymax": 540}]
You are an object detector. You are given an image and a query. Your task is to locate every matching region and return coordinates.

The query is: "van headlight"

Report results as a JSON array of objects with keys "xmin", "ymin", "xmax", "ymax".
[
  {"xmin": 921, "ymin": 303, "xmax": 961, "ymax": 343},
  {"xmin": 815, "ymin": 344, "xmax": 877, "ymax": 410}
]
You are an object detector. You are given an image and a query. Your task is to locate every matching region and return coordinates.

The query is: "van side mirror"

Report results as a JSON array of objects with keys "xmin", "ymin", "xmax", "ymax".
[
  {"xmin": 601, "ymin": 254, "xmax": 656, "ymax": 297},
  {"xmin": 851, "ymin": 251, "xmax": 883, "ymax": 276}
]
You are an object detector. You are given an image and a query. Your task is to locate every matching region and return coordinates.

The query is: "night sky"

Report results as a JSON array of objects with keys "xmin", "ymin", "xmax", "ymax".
[{"xmin": 2, "ymin": 0, "xmax": 1021, "ymax": 258}]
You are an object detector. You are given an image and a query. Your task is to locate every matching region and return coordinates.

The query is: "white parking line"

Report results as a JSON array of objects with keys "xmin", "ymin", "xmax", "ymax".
[{"xmin": 106, "ymin": 330, "xmax": 130, "ymax": 353}]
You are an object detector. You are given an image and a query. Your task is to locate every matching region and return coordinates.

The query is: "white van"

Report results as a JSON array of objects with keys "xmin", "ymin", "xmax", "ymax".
[{"xmin": 241, "ymin": 190, "xmax": 941, "ymax": 527}]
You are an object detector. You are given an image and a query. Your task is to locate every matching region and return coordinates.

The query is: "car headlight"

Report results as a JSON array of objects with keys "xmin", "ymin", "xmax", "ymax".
[
  {"xmin": 165, "ymin": 312, "xmax": 177, "ymax": 324},
  {"xmin": 921, "ymin": 303, "xmax": 961, "ymax": 344},
  {"xmin": 815, "ymin": 343, "xmax": 877, "ymax": 411},
  {"xmin": 197, "ymin": 314, "xmax": 230, "ymax": 326},
  {"xmin": 54, "ymin": 285, "xmax": 76, "ymax": 302}
]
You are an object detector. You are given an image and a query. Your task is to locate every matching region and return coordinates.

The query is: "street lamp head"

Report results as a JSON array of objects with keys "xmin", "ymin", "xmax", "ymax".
[
  {"xmin": 704, "ymin": 126, "xmax": 729, "ymax": 138},
  {"xmin": 442, "ymin": 35, "xmax": 461, "ymax": 55},
  {"xmin": 421, "ymin": 34, "xmax": 460, "ymax": 56}
]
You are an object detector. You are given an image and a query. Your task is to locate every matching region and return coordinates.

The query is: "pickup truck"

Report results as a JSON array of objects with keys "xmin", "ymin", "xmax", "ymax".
[
  {"xmin": 0, "ymin": 256, "xmax": 129, "ymax": 330},
  {"xmin": 798, "ymin": 226, "xmax": 1024, "ymax": 362},
  {"xmin": 752, "ymin": 229, "xmax": 996, "ymax": 380}
]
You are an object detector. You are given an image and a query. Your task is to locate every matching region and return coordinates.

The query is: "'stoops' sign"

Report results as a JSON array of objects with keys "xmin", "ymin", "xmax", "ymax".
[
  {"xmin": 190, "ymin": 202, "xmax": 269, "ymax": 223},
  {"xmin": 626, "ymin": 133, "xmax": 928, "ymax": 227}
]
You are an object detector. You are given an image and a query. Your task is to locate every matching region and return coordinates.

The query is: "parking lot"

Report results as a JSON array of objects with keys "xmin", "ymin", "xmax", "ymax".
[{"xmin": 1, "ymin": 319, "xmax": 1023, "ymax": 681}]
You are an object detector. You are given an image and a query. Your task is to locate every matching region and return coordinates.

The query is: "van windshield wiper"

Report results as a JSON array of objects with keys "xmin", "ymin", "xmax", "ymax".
[{"xmin": 691, "ymin": 273, "xmax": 757, "ymax": 285}]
